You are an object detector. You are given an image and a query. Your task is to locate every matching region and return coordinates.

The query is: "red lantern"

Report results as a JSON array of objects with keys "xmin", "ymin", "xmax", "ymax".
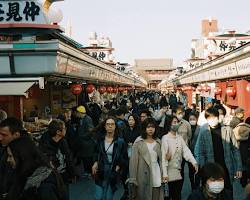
[
  {"xmin": 203, "ymin": 84, "xmax": 211, "ymax": 92},
  {"xmin": 87, "ymin": 84, "xmax": 95, "ymax": 94},
  {"xmin": 118, "ymin": 87, "xmax": 124, "ymax": 92},
  {"xmin": 113, "ymin": 87, "xmax": 118, "ymax": 93},
  {"xmin": 246, "ymin": 83, "xmax": 250, "ymax": 93},
  {"xmin": 70, "ymin": 84, "xmax": 82, "ymax": 95},
  {"xmin": 107, "ymin": 86, "xmax": 113, "ymax": 93},
  {"xmin": 214, "ymin": 87, "xmax": 222, "ymax": 95},
  {"xmin": 185, "ymin": 86, "xmax": 193, "ymax": 91},
  {"xmin": 98, "ymin": 86, "xmax": 106, "ymax": 94},
  {"xmin": 226, "ymin": 86, "xmax": 236, "ymax": 97},
  {"xmin": 197, "ymin": 86, "xmax": 203, "ymax": 92}
]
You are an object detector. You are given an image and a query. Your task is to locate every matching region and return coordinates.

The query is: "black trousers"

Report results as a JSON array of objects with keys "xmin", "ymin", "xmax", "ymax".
[
  {"xmin": 80, "ymin": 157, "xmax": 93, "ymax": 174},
  {"xmin": 168, "ymin": 180, "xmax": 182, "ymax": 200}
]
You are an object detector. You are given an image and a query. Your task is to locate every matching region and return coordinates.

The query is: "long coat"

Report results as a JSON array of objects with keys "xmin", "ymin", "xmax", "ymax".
[{"xmin": 129, "ymin": 137, "xmax": 163, "ymax": 200}]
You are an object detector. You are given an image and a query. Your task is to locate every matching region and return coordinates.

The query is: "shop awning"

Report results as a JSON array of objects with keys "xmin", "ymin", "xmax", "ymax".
[{"xmin": 0, "ymin": 82, "xmax": 35, "ymax": 96}]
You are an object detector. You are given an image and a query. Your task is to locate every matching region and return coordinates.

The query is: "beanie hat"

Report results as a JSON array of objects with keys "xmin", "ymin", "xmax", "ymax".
[{"xmin": 233, "ymin": 123, "xmax": 250, "ymax": 141}]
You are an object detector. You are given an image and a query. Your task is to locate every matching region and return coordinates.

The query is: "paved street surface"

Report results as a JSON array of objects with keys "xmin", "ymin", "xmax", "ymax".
[{"xmin": 70, "ymin": 165, "xmax": 245, "ymax": 200}]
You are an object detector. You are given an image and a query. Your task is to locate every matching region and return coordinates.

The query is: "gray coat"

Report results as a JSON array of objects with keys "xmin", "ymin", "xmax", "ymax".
[
  {"xmin": 194, "ymin": 124, "xmax": 242, "ymax": 182},
  {"xmin": 129, "ymin": 137, "xmax": 163, "ymax": 200}
]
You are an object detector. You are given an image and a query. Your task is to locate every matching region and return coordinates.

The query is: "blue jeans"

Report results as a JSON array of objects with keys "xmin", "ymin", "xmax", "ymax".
[{"xmin": 95, "ymin": 182, "xmax": 113, "ymax": 200}]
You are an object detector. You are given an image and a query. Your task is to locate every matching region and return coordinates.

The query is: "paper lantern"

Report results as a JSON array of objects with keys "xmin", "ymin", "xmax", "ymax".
[
  {"xmin": 107, "ymin": 86, "xmax": 113, "ymax": 93},
  {"xmin": 226, "ymin": 86, "xmax": 236, "ymax": 97},
  {"xmin": 197, "ymin": 86, "xmax": 203, "ymax": 92},
  {"xmin": 99, "ymin": 86, "xmax": 106, "ymax": 94},
  {"xmin": 118, "ymin": 87, "xmax": 124, "ymax": 92},
  {"xmin": 185, "ymin": 86, "xmax": 193, "ymax": 91},
  {"xmin": 246, "ymin": 83, "xmax": 250, "ymax": 93},
  {"xmin": 113, "ymin": 87, "xmax": 118, "ymax": 93},
  {"xmin": 87, "ymin": 84, "xmax": 95, "ymax": 94},
  {"xmin": 214, "ymin": 87, "xmax": 222, "ymax": 95},
  {"xmin": 203, "ymin": 84, "xmax": 211, "ymax": 92},
  {"xmin": 70, "ymin": 84, "xmax": 82, "ymax": 95}
]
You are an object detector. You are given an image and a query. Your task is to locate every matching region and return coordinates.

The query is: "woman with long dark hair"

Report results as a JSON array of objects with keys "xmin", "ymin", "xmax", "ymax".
[
  {"xmin": 92, "ymin": 116, "xmax": 128, "ymax": 200},
  {"xmin": 129, "ymin": 117, "xmax": 163, "ymax": 200},
  {"xmin": 123, "ymin": 114, "xmax": 141, "ymax": 158},
  {"xmin": 6, "ymin": 136, "xmax": 66, "ymax": 200}
]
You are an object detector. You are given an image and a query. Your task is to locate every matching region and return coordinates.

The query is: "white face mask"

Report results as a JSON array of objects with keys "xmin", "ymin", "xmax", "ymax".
[
  {"xmin": 207, "ymin": 118, "xmax": 219, "ymax": 128},
  {"xmin": 177, "ymin": 114, "xmax": 183, "ymax": 120},
  {"xmin": 219, "ymin": 115, "xmax": 224, "ymax": 124},
  {"xmin": 207, "ymin": 181, "xmax": 224, "ymax": 194},
  {"xmin": 189, "ymin": 120, "xmax": 197, "ymax": 126}
]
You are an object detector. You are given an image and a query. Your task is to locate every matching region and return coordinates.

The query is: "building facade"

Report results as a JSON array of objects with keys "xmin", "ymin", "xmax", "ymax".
[{"xmin": 134, "ymin": 58, "xmax": 175, "ymax": 89}]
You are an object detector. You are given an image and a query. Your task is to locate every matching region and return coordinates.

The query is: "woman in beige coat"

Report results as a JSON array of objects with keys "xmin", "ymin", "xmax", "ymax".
[{"xmin": 129, "ymin": 118, "xmax": 163, "ymax": 200}]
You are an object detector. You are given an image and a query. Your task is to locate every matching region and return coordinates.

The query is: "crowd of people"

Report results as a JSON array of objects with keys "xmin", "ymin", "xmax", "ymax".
[{"xmin": 0, "ymin": 91, "xmax": 250, "ymax": 200}]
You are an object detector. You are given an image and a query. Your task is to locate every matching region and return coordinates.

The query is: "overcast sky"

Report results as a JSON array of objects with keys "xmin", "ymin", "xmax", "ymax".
[{"xmin": 50, "ymin": 0, "xmax": 250, "ymax": 65}]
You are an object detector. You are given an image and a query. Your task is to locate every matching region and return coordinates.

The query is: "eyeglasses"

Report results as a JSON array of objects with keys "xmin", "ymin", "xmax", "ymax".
[{"xmin": 106, "ymin": 123, "xmax": 115, "ymax": 126}]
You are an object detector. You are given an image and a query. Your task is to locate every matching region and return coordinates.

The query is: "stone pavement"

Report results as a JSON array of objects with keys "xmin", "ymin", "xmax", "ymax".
[{"xmin": 69, "ymin": 166, "xmax": 245, "ymax": 200}]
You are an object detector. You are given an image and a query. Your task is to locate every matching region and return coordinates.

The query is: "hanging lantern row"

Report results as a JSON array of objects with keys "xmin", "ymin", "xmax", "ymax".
[
  {"xmin": 98, "ymin": 86, "xmax": 131, "ymax": 94},
  {"xmin": 180, "ymin": 83, "xmax": 249, "ymax": 97},
  {"xmin": 70, "ymin": 84, "xmax": 133, "ymax": 95}
]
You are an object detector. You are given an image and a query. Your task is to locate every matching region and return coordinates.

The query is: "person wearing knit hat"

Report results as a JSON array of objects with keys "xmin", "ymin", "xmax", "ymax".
[
  {"xmin": 234, "ymin": 122, "xmax": 250, "ymax": 187},
  {"xmin": 230, "ymin": 107, "xmax": 245, "ymax": 129}
]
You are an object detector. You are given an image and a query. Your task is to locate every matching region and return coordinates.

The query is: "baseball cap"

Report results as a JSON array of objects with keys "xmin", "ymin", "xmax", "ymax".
[{"xmin": 77, "ymin": 106, "xmax": 86, "ymax": 114}]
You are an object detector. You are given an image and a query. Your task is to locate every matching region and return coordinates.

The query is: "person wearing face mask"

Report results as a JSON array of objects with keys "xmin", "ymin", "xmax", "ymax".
[
  {"xmin": 194, "ymin": 107, "xmax": 242, "ymax": 194},
  {"xmin": 187, "ymin": 162, "xmax": 233, "ymax": 200},
  {"xmin": 188, "ymin": 112, "xmax": 201, "ymax": 191},
  {"xmin": 162, "ymin": 115, "xmax": 198, "ymax": 200},
  {"xmin": 153, "ymin": 101, "xmax": 171, "ymax": 137},
  {"xmin": 213, "ymin": 104, "xmax": 228, "ymax": 126},
  {"xmin": 175, "ymin": 106, "xmax": 192, "ymax": 145},
  {"xmin": 175, "ymin": 106, "xmax": 193, "ymax": 189}
]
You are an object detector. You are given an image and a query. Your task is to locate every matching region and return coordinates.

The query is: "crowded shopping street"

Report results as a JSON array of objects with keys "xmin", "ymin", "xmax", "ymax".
[{"xmin": 1, "ymin": 0, "xmax": 250, "ymax": 200}]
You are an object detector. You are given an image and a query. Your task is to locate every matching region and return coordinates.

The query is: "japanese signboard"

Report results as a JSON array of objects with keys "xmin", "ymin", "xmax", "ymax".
[
  {"xmin": 207, "ymin": 38, "xmax": 250, "ymax": 55},
  {"xmin": 0, "ymin": 0, "xmax": 46, "ymax": 24}
]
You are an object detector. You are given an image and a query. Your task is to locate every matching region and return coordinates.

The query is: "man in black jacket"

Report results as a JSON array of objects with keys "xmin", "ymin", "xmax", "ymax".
[
  {"xmin": 0, "ymin": 117, "xmax": 25, "ymax": 199},
  {"xmin": 39, "ymin": 119, "xmax": 75, "ymax": 200}
]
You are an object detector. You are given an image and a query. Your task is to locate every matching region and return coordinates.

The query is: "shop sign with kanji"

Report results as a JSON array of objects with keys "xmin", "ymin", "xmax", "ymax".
[{"xmin": 0, "ymin": 0, "xmax": 47, "ymax": 24}]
